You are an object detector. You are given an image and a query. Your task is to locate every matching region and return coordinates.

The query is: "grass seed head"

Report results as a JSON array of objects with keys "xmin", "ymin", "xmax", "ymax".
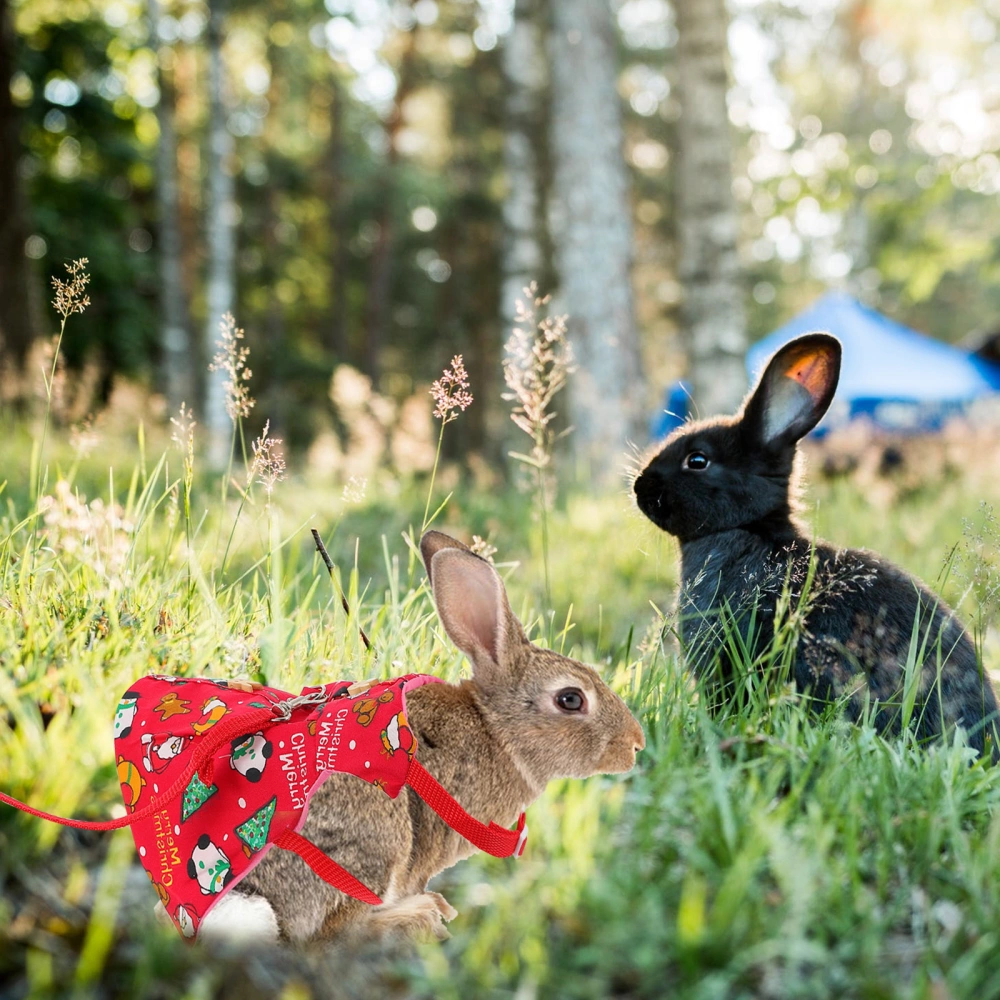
[
  {"xmin": 50, "ymin": 258, "xmax": 91, "ymax": 320},
  {"xmin": 430, "ymin": 354, "xmax": 473, "ymax": 424},
  {"xmin": 503, "ymin": 283, "xmax": 576, "ymax": 507},
  {"xmin": 209, "ymin": 313, "xmax": 255, "ymax": 422},
  {"xmin": 503, "ymin": 283, "xmax": 575, "ymax": 467},
  {"xmin": 251, "ymin": 419, "xmax": 286, "ymax": 497},
  {"xmin": 170, "ymin": 402, "xmax": 196, "ymax": 452}
]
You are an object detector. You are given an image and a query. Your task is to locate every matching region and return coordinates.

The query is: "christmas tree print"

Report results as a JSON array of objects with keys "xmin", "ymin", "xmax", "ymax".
[
  {"xmin": 235, "ymin": 796, "xmax": 277, "ymax": 856},
  {"xmin": 181, "ymin": 773, "xmax": 218, "ymax": 822}
]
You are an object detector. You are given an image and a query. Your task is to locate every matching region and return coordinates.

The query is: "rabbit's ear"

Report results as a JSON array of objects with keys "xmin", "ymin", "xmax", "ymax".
[
  {"xmin": 743, "ymin": 333, "xmax": 841, "ymax": 450},
  {"xmin": 420, "ymin": 531, "xmax": 472, "ymax": 586},
  {"xmin": 428, "ymin": 548, "xmax": 525, "ymax": 688}
]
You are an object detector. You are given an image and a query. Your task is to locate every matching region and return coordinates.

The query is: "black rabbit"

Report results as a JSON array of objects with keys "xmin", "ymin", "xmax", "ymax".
[{"xmin": 633, "ymin": 333, "xmax": 999, "ymax": 757}]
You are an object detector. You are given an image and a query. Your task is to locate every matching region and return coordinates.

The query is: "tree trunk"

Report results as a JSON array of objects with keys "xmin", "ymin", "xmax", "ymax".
[
  {"xmin": 674, "ymin": 0, "xmax": 747, "ymax": 415},
  {"xmin": 363, "ymin": 26, "xmax": 418, "ymax": 385},
  {"xmin": 549, "ymin": 0, "xmax": 642, "ymax": 482},
  {"xmin": 262, "ymin": 38, "xmax": 287, "ymax": 436},
  {"xmin": 500, "ymin": 0, "xmax": 549, "ymax": 328},
  {"xmin": 842, "ymin": 0, "xmax": 873, "ymax": 297},
  {"xmin": 327, "ymin": 76, "xmax": 349, "ymax": 362},
  {"xmin": 149, "ymin": 0, "xmax": 193, "ymax": 413},
  {"xmin": 0, "ymin": 0, "xmax": 41, "ymax": 376},
  {"xmin": 204, "ymin": 0, "xmax": 236, "ymax": 468}
]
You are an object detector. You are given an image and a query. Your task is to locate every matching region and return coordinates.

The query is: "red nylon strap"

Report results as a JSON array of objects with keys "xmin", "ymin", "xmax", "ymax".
[
  {"xmin": 405, "ymin": 759, "xmax": 527, "ymax": 859},
  {"xmin": 0, "ymin": 706, "xmax": 278, "ymax": 831},
  {"xmin": 275, "ymin": 828, "xmax": 383, "ymax": 905}
]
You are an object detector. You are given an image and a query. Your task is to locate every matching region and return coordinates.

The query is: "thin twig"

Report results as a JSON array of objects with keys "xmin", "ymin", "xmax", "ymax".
[{"xmin": 311, "ymin": 528, "xmax": 372, "ymax": 652}]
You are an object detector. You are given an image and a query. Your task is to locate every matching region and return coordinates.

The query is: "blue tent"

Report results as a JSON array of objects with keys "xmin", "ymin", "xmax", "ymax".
[
  {"xmin": 649, "ymin": 380, "xmax": 692, "ymax": 440},
  {"xmin": 746, "ymin": 292, "xmax": 1000, "ymax": 433}
]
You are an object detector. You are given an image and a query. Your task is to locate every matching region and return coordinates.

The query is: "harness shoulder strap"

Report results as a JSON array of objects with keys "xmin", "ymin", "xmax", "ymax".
[
  {"xmin": 274, "ymin": 829, "xmax": 382, "ymax": 905},
  {"xmin": 405, "ymin": 760, "xmax": 527, "ymax": 859}
]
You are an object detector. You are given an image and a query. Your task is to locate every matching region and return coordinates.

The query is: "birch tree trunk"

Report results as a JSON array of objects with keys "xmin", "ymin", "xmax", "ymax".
[
  {"xmin": 327, "ymin": 76, "xmax": 348, "ymax": 362},
  {"xmin": 149, "ymin": 0, "xmax": 193, "ymax": 412},
  {"xmin": 501, "ymin": 0, "xmax": 548, "ymax": 328},
  {"xmin": 548, "ymin": 0, "xmax": 642, "ymax": 482},
  {"xmin": 204, "ymin": 0, "xmax": 236, "ymax": 468},
  {"xmin": 674, "ymin": 0, "xmax": 747, "ymax": 414},
  {"xmin": 363, "ymin": 26, "xmax": 418, "ymax": 384}
]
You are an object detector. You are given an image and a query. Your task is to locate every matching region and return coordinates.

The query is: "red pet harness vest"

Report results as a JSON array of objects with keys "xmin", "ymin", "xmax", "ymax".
[{"xmin": 1, "ymin": 673, "xmax": 529, "ymax": 942}]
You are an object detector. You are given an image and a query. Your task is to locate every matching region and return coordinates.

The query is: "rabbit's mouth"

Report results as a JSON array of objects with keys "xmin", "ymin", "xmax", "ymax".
[
  {"xmin": 598, "ymin": 721, "xmax": 645, "ymax": 774},
  {"xmin": 633, "ymin": 469, "xmax": 672, "ymax": 532},
  {"xmin": 598, "ymin": 743, "xmax": 641, "ymax": 774}
]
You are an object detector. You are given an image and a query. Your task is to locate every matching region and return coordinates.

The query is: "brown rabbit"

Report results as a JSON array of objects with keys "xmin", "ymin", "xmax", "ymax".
[{"xmin": 190, "ymin": 530, "xmax": 645, "ymax": 944}]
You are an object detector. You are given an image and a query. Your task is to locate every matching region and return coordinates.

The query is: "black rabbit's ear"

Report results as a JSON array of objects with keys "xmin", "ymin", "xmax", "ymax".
[{"xmin": 743, "ymin": 333, "xmax": 841, "ymax": 450}]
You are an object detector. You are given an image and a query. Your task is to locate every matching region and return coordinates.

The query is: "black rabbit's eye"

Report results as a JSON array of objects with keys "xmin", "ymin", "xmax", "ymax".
[
  {"xmin": 683, "ymin": 451, "xmax": 710, "ymax": 471},
  {"xmin": 555, "ymin": 688, "xmax": 587, "ymax": 713}
]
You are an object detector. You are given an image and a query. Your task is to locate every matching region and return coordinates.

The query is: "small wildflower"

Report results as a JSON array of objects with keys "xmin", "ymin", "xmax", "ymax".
[
  {"xmin": 430, "ymin": 355, "xmax": 473, "ymax": 424},
  {"xmin": 209, "ymin": 313, "xmax": 255, "ymax": 422},
  {"xmin": 50, "ymin": 258, "xmax": 91, "ymax": 320},
  {"xmin": 341, "ymin": 475, "xmax": 368, "ymax": 504},
  {"xmin": 39, "ymin": 480, "xmax": 133, "ymax": 587},
  {"xmin": 470, "ymin": 535, "xmax": 497, "ymax": 563},
  {"xmin": 250, "ymin": 419, "xmax": 286, "ymax": 497}
]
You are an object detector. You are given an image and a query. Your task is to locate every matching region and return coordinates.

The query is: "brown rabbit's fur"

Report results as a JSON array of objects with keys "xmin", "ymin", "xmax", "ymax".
[{"xmin": 195, "ymin": 531, "xmax": 644, "ymax": 945}]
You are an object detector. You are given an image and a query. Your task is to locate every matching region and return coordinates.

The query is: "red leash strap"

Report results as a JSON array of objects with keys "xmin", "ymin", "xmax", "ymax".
[
  {"xmin": 405, "ymin": 760, "xmax": 528, "ymax": 859},
  {"xmin": 275, "ymin": 829, "xmax": 383, "ymax": 905},
  {"xmin": 0, "ymin": 706, "xmax": 277, "ymax": 832}
]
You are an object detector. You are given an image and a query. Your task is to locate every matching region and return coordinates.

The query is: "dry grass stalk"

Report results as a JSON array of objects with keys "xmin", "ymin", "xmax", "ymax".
[
  {"xmin": 50, "ymin": 258, "xmax": 91, "ymax": 320},
  {"xmin": 209, "ymin": 312, "xmax": 255, "ymax": 423},
  {"xmin": 422, "ymin": 354, "xmax": 474, "ymax": 531},
  {"xmin": 502, "ymin": 282, "xmax": 576, "ymax": 606},
  {"xmin": 503, "ymin": 283, "xmax": 575, "ymax": 481},
  {"xmin": 250, "ymin": 419, "xmax": 287, "ymax": 498},
  {"xmin": 429, "ymin": 354, "xmax": 474, "ymax": 424}
]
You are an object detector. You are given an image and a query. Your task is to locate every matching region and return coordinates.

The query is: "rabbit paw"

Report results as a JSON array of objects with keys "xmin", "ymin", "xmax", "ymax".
[
  {"xmin": 368, "ymin": 892, "xmax": 458, "ymax": 941},
  {"xmin": 426, "ymin": 891, "xmax": 458, "ymax": 923}
]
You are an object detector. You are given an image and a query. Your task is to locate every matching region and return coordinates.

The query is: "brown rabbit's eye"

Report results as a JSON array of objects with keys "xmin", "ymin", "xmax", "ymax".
[
  {"xmin": 683, "ymin": 451, "xmax": 710, "ymax": 471},
  {"xmin": 555, "ymin": 688, "xmax": 587, "ymax": 713}
]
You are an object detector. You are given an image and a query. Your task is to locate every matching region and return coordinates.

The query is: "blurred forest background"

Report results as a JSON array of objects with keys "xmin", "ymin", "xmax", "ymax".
[
  {"xmin": 9, "ymin": 4, "xmax": 1000, "ymax": 996},
  {"xmin": 4, "ymin": 0, "xmax": 1000, "ymax": 481}
]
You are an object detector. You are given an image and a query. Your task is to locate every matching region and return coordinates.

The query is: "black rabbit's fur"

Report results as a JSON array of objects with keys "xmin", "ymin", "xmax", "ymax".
[{"xmin": 634, "ymin": 334, "xmax": 999, "ymax": 757}]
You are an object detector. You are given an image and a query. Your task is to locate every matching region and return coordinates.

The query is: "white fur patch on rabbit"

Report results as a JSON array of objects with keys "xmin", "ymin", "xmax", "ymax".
[{"xmin": 198, "ymin": 890, "xmax": 279, "ymax": 944}]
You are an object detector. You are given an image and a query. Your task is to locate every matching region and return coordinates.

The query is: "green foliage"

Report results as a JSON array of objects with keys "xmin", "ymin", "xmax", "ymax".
[{"xmin": 13, "ymin": 10, "xmax": 158, "ymax": 376}]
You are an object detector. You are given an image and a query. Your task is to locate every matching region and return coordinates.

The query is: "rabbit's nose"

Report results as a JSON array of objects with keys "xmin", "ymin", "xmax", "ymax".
[{"xmin": 631, "ymin": 720, "xmax": 646, "ymax": 753}]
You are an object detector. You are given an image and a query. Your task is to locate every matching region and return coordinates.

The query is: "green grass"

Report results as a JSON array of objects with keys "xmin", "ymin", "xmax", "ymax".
[{"xmin": 1, "ymin": 422, "xmax": 999, "ymax": 1000}]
